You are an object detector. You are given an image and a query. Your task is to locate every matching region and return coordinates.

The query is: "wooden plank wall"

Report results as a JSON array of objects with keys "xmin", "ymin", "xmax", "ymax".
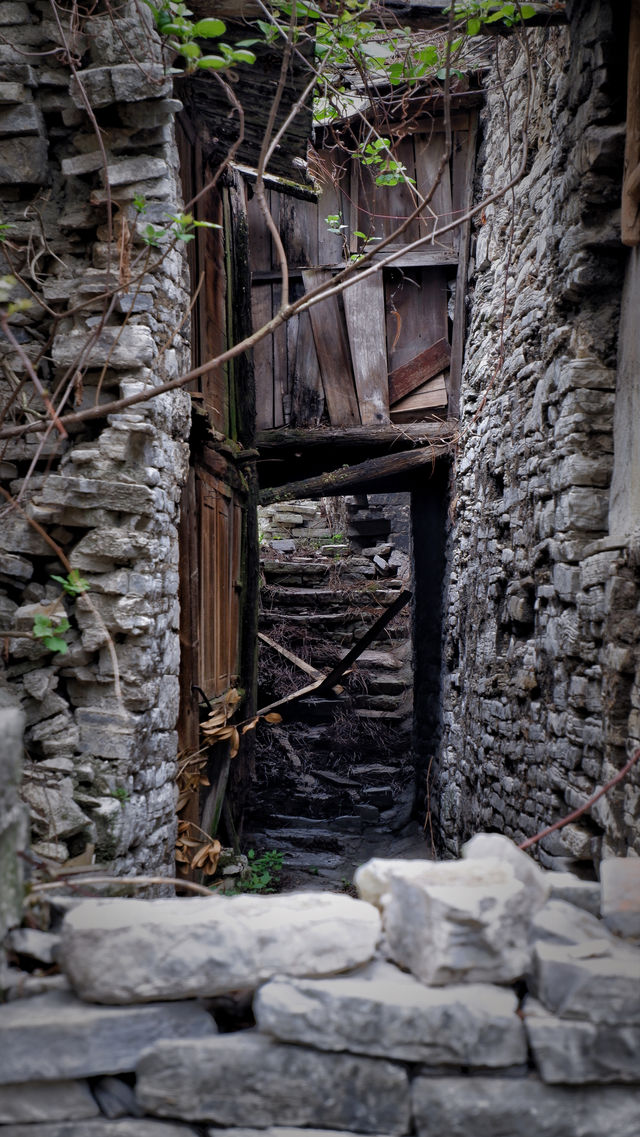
[{"xmin": 247, "ymin": 116, "xmax": 476, "ymax": 430}]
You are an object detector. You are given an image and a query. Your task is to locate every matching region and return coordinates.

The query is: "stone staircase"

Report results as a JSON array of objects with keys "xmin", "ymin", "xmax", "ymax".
[{"xmin": 244, "ymin": 497, "xmax": 427, "ymax": 887}]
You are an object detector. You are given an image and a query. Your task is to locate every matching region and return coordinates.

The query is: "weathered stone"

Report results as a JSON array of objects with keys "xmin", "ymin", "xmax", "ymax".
[
  {"xmin": 0, "ymin": 990, "xmax": 216, "ymax": 1084},
  {"xmin": 530, "ymin": 899, "xmax": 610, "ymax": 945},
  {"xmin": 0, "ymin": 103, "xmax": 42, "ymax": 137},
  {"xmin": 524, "ymin": 999, "xmax": 640, "ymax": 1084},
  {"xmin": 254, "ymin": 960, "xmax": 526, "ymax": 1066},
  {"xmin": 136, "ymin": 1031, "xmax": 410, "ymax": 1134},
  {"xmin": 463, "ymin": 832, "xmax": 551, "ymax": 907},
  {"xmin": 37, "ymin": 475, "xmax": 157, "ymax": 515},
  {"xmin": 361, "ymin": 857, "xmax": 539, "ymax": 985},
  {"xmin": 1, "ymin": 1124, "xmax": 198, "ymax": 1137},
  {"xmin": 0, "ymin": 1080, "xmax": 98, "ymax": 1123},
  {"xmin": 60, "ymin": 892, "xmax": 380, "ymax": 1003},
  {"xmin": 547, "ymin": 872, "xmax": 601, "ymax": 915},
  {"xmin": 61, "ymin": 150, "xmax": 106, "ymax": 177},
  {"xmin": 70, "ymin": 64, "xmax": 171, "ymax": 108},
  {"xmin": 0, "ymin": 137, "xmax": 47, "ymax": 183},
  {"xmin": 601, "ymin": 858, "xmax": 640, "ymax": 938},
  {"xmin": 205, "ymin": 1131, "xmax": 388, "ymax": 1137},
  {"xmin": 530, "ymin": 938, "xmax": 640, "ymax": 1022},
  {"xmin": 92, "ymin": 1076, "xmax": 145, "ymax": 1119},
  {"xmin": 51, "ymin": 326, "xmax": 155, "ymax": 370},
  {"xmin": 6, "ymin": 928, "xmax": 59, "ymax": 965},
  {"xmin": 411, "ymin": 1076, "xmax": 640, "ymax": 1137},
  {"xmin": 354, "ymin": 856, "xmax": 430, "ymax": 906},
  {"xmin": 103, "ymin": 157, "xmax": 167, "ymax": 186},
  {"xmin": 0, "ymin": 702, "xmax": 26, "ymax": 940},
  {"xmin": 21, "ymin": 779, "xmax": 90, "ymax": 843}
]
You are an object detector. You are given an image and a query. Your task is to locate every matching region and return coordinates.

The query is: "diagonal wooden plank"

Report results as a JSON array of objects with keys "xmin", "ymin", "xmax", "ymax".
[
  {"xmin": 389, "ymin": 337, "xmax": 450, "ymax": 404},
  {"xmin": 343, "ymin": 274, "xmax": 390, "ymax": 425},
  {"xmin": 302, "ymin": 268, "xmax": 361, "ymax": 426}
]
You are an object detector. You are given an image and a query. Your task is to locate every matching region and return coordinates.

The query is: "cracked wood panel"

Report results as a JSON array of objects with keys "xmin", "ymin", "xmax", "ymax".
[
  {"xmin": 198, "ymin": 467, "xmax": 244, "ymax": 699},
  {"xmin": 302, "ymin": 268, "xmax": 361, "ymax": 426},
  {"xmin": 343, "ymin": 273, "xmax": 390, "ymax": 424}
]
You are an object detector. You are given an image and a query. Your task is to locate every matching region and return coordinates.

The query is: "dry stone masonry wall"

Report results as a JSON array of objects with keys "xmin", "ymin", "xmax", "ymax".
[
  {"xmin": 436, "ymin": 1, "xmax": 640, "ymax": 865},
  {"xmin": 0, "ymin": 1, "xmax": 191, "ymax": 877},
  {"xmin": 1, "ymin": 836, "xmax": 639, "ymax": 1135}
]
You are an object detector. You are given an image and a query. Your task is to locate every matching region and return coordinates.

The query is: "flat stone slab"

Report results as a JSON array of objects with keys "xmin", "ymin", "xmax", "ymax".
[
  {"xmin": 525, "ymin": 999, "xmax": 640, "ymax": 1084},
  {"xmin": 530, "ymin": 899, "xmax": 610, "ymax": 946},
  {"xmin": 254, "ymin": 960, "xmax": 526, "ymax": 1066},
  {"xmin": 530, "ymin": 938, "xmax": 640, "ymax": 1023},
  {"xmin": 411, "ymin": 1075, "xmax": 640, "ymax": 1137},
  {"xmin": 1, "ymin": 1124, "xmax": 198, "ymax": 1137},
  {"xmin": 601, "ymin": 858, "xmax": 640, "ymax": 938},
  {"xmin": 547, "ymin": 872, "xmax": 601, "ymax": 915},
  {"xmin": 0, "ymin": 1080, "xmax": 98, "ymax": 1123},
  {"xmin": 463, "ymin": 832, "xmax": 551, "ymax": 908},
  {"xmin": 0, "ymin": 990, "xmax": 215, "ymax": 1084},
  {"xmin": 358, "ymin": 856, "xmax": 540, "ymax": 985},
  {"xmin": 61, "ymin": 893, "xmax": 380, "ymax": 1003},
  {"xmin": 136, "ymin": 1030, "xmax": 410, "ymax": 1134}
]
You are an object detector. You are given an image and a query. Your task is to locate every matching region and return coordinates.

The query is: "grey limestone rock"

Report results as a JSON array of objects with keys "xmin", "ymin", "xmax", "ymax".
[
  {"xmin": 463, "ymin": 832, "xmax": 551, "ymax": 908},
  {"xmin": 530, "ymin": 938, "xmax": 640, "ymax": 1022},
  {"xmin": 51, "ymin": 326, "xmax": 155, "ymax": 370},
  {"xmin": 360, "ymin": 856, "xmax": 540, "ymax": 985},
  {"xmin": 547, "ymin": 872, "xmax": 601, "ymax": 915},
  {"xmin": 0, "ymin": 990, "xmax": 215, "ymax": 1084},
  {"xmin": 411, "ymin": 1075, "xmax": 640, "ymax": 1137},
  {"xmin": 601, "ymin": 858, "xmax": 640, "ymax": 938},
  {"xmin": 254, "ymin": 960, "xmax": 526, "ymax": 1066},
  {"xmin": 0, "ymin": 137, "xmax": 48, "ymax": 184},
  {"xmin": 0, "ymin": 1124, "xmax": 199, "ymax": 1137},
  {"xmin": 60, "ymin": 892, "xmax": 380, "ymax": 1003},
  {"xmin": 525, "ymin": 999, "xmax": 640, "ymax": 1084},
  {"xmin": 0, "ymin": 1080, "xmax": 98, "ymax": 1123},
  {"xmin": 136, "ymin": 1030, "xmax": 410, "ymax": 1134},
  {"xmin": 530, "ymin": 899, "xmax": 610, "ymax": 946}
]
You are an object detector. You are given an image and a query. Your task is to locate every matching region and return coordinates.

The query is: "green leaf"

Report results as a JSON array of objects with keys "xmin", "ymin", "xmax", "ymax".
[
  {"xmin": 520, "ymin": 3, "xmax": 537, "ymax": 16},
  {"xmin": 359, "ymin": 41, "xmax": 392, "ymax": 59},
  {"xmin": 178, "ymin": 41, "xmax": 201, "ymax": 57},
  {"xmin": 196, "ymin": 55, "xmax": 228, "ymax": 69},
  {"xmin": 467, "ymin": 16, "xmax": 481, "ymax": 34},
  {"xmin": 192, "ymin": 17, "xmax": 225, "ymax": 37},
  {"xmin": 44, "ymin": 636, "xmax": 68, "ymax": 654},
  {"xmin": 231, "ymin": 48, "xmax": 256, "ymax": 64}
]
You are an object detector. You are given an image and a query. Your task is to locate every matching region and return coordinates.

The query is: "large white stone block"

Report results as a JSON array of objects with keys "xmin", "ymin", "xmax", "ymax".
[
  {"xmin": 254, "ymin": 960, "xmax": 526, "ymax": 1066},
  {"xmin": 463, "ymin": 832, "xmax": 550, "ymax": 908},
  {"xmin": 601, "ymin": 858, "xmax": 640, "ymax": 938},
  {"xmin": 136, "ymin": 1031, "xmax": 410, "ymax": 1134},
  {"xmin": 60, "ymin": 893, "xmax": 380, "ymax": 1003},
  {"xmin": 359, "ymin": 857, "xmax": 540, "ymax": 984}
]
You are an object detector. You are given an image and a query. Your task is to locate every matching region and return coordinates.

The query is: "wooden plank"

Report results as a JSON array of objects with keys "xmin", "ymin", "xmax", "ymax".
[
  {"xmin": 369, "ymin": 246, "xmax": 458, "ymax": 268},
  {"xmin": 251, "ymin": 282, "xmax": 274, "ymax": 430},
  {"xmin": 315, "ymin": 590, "xmax": 412, "ymax": 694},
  {"xmin": 177, "ymin": 467, "xmax": 200, "ymax": 764},
  {"xmin": 390, "ymin": 373, "xmax": 448, "ymax": 422},
  {"xmin": 290, "ymin": 308, "xmax": 325, "ymax": 427},
  {"xmin": 247, "ymin": 189, "xmax": 271, "ymax": 273},
  {"xmin": 316, "ymin": 148, "xmax": 350, "ymax": 265},
  {"xmin": 343, "ymin": 274, "xmax": 390, "ymax": 425},
  {"xmin": 258, "ymin": 632, "xmax": 325, "ymax": 681},
  {"xmin": 389, "ymin": 337, "xmax": 451, "ymax": 404},
  {"xmin": 259, "ymin": 443, "xmax": 452, "ymax": 505},
  {"xmin": 414, "ymin": 131, "xmax": 454, "ymax": 247},
  {"xmin": 277, "ymin": 193, "xmax": 318, "ymax": 267},
  {"xmin": 385, "ymin": 267, "xmax": 449, "ymax": 373},
  {"xmin": 449, "ymin": 114, "xmax": 478, "ymax": 416},
  {"xmin": 302, "ymin": 268, "xmax": 360, "ymax": 426},
  {"xmin": 623, "ymin": 0, "xmax": 640, "ymax": 245},
  {"xmin": 272, "ymin": 282, "xmax": 287, "ymax": 428}
]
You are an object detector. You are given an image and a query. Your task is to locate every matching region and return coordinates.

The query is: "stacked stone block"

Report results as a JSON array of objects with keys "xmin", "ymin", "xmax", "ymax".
[
  {"xmin": 0, "ymin": 2, "xmax": 191, "ymax": 876},
  {"xmin": 1, "ymin": 838, "xmax": 639, "ymax": 1135}
]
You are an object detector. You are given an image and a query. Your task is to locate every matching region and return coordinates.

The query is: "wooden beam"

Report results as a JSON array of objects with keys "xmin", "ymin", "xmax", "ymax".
[
  {"xmin": 256, "ymin": 420, "xmax": 458, "ymax": 451},
  {"xmin": 259, "ymin": 442, "xmax": 452, "ymax": 505},
  {"xmin": 258, "ymin": 632, "xmax": 324, "ymax": 682},
  {"xmin": 389, "ymin": 338, "xmax": 451, "ymax": 405}
]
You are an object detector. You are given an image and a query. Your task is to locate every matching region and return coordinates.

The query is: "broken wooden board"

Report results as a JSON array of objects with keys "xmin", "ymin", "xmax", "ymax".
[
  {"xmin": 390, "ymin": 373, "xmax": 448, "ymax": 422},
  {"xmin": 385, "ymin": 267, "xmax": 449, "ymax": 373},
  {"xmin": 389, "ymin": 337, "xmax": 451, "ymax": 404},
  {"xmin": 302, "ymin": 268, "xmax": 361, "ymax": 426},
  {"xmin": 343, "ymin": 274, "xmax": 390, "ymax": 425},
  {"xmin": 414, "ymin": 131, "xmax": 455, "ymax": 247},
  {"xmin": 258, "ymin": 632, "xmax": 346, "ymax": 694},
  {"xmin": 290, "ymin": 308, "xmax": 325, "ymax": 426}
]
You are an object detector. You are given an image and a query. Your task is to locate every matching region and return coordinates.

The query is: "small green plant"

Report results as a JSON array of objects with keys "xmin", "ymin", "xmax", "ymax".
[
  {"xmin": 50, "ymin": 569, "xmax": 89, "ymax": 598},
  {"xmin": 228, "ymin": 849, "xmax": 284, "ymax": 894},
  {"xmin": 143, "ymin": 0, "xmax": 256, "ymax": 73},
  {"xmin": 140, "ymin": 211, "xmax": 221, "ymax": 248},
  {"xmin": 356, "ymin": 138, "xmax": 415, "ymax": 188},
  {"xmin": 32, "ymin": 613, "xmax": 71, "ymax": 655},
  {"xmin": 109, "ymin": 786, "xmax": 131, "ymax": 808}
]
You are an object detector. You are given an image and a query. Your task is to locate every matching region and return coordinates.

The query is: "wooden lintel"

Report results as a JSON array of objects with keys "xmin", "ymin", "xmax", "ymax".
[
  {"xmin": 389, "ymin": 338, "xmax": 451, "ymax": 405},
  {"xmin": 259, "ymin": 442, "xmax": 453, "ymax": 505},
  {"xmin": 257, "ymin": 421, "xmax": 458, "ymax": 452}
]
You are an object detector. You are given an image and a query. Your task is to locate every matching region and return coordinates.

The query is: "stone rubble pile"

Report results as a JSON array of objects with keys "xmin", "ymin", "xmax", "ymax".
[{"xmin": 1, "ymin": 835, "xmax": 639, "ymax": 1136}]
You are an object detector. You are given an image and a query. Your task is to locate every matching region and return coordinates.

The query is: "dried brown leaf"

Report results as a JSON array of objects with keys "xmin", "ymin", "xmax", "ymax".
[{"xmin": 264, "ymin": 712, "xmax": 283, "ymax": 724}]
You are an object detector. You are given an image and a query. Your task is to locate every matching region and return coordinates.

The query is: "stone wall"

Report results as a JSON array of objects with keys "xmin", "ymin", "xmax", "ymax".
[
  {"xmin": 433, "ymin": 0, "xmax": 640, "ymax": 865},
  {"xmin": 2, "ymin": 837, "xmax": 639, "ymax": 1135},
  {"xmin": 0, "ymin": 2, "xmax": 191, "ymax": 876}
]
